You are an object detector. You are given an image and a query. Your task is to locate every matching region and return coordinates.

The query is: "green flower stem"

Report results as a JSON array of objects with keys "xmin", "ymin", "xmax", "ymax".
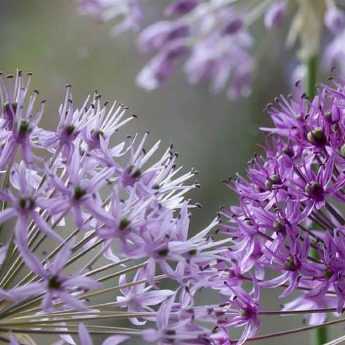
[
  {"xmin": 306, "ymin": 56, "xmax": 325, "ymax": 345},
  {"xmin": 314, "ymin": 327, "xmax": 327, "ymax": 345},
  {"xmin": 310, "ymin": 244, "xmax": 327, "ymax": 345},
  {"xmin": 306, "ymin": 56, "xmax": 318, "ymax": 99}
]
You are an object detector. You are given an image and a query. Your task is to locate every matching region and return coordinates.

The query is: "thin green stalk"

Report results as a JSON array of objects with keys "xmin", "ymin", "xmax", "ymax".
[
  {"xmin": 306, "ymin": 56, "xmax": 318, "ymax": 99},
  {"xmin": 306, "ymin": 55, "xmax": 327, "ymax": 345},
  {"xmin": 310, "ymin": 246, "xmax": 327, "ymax": 345},
  {"xmin": 314, "ymin": 327, "xmax": 328, "ymax": 345},
  {"xmin": 310, "ymin": 247, "xmax": 327, "ymax": 345},
  {"xmin": 243, "ymin": 316, "xmax": 345, "ymax": 342}
]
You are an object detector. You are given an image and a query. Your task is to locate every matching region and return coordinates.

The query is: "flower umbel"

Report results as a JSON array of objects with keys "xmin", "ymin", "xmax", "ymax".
[
  {"xmin": 219, "ymin": 79, "xmax": 345, "ymax": 343},
  {"xmin": 0, "ymin": 71, "xmax": 231, "ymax": 344}
]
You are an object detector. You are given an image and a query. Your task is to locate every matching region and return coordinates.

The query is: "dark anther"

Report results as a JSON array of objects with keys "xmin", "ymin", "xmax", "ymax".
[
  {"xmin": 119, "ymin": 218, "xmax": 130, "ymax": 230},
  {"xmin": 307, "ymin": 127, "xmax": 327, "ymax": 146},
  {"xmin": 74, "ymin": 186, "xmax": 87, "ymax": 201},
  {"xmin": 48, "ymin": 275, "xmax": 62, "ymax": 290}
]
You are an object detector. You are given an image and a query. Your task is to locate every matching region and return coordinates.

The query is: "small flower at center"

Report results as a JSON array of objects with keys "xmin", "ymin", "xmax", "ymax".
[
  {"xmin": 324, "ymin": 268, "xmax": 333, "ymax": 279},
  {"xmin": 188, "ymin": 248, "xmax": 198, "ymax": 256},
  {"xmin": 18, "ymin": 120, "xmax": 31, "ymax": 137},
  {"xmin": 157, "ymin": 247, "xmax": 169, "ymax": 257},
  {"xmin": 241, "ymin": 307, "xmax": 256, "ymax": 320},
  {"xmin": 305, "ymin": 182, "xmax": 324, "ymax": 202},
  {"xmin": 119, "ymin": 218, "xmax": 130, "ymax": 230},
  {"xmin": 74, "ymin": 186, "xmax": 87, "ymax": 201},
  {"xmin": 284, "ymin": 257, "xmax": 301, "ymax": 271},
  {"xmin": 48, "ymin": 275, "xmax": 62, "ymax": 290},
  {"xmin": 18, "ymin": 197, "xmax": 35, "ymax": 210},
  {"xmin": 265, "ymin": 174, "xmax": 281, "ymax": 189},
  {"xmin": 64, "ymin": 125, "xmax": 76, "ymax": 136},
  {"xmin": 307, "ymin": 127, "xmax": 327, "ymax": 147},
  {"xmin": 91, "ymin": 129, "xmax": 104, "ymax": 140},
  {"xmin": 273, "ymin": 219, "xmax": 286, "ymax": 234},
  {"xmin": 131, "ymin": 168, "xmax": 141, "ymax": 179}
]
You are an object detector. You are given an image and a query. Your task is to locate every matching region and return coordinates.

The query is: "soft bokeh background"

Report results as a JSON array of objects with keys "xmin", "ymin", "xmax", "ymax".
[{"xmin": 0, "ymin": 1, "xmax": 343, "ymax": 344}]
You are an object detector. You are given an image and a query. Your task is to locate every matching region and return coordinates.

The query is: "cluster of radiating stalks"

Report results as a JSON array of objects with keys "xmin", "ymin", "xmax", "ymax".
[{"xmin": 0, "ymin": 70, "xmax": 227, "ymax": 344}]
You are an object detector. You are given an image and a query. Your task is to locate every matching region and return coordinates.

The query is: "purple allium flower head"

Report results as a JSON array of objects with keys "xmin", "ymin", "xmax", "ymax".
[
  {"xmin": 0, "ymin": 71, "xmax": 238, "ymax": 344},
  {"xmin": 218, "ymin": 79, "xmax": 345, "ymax": 342}
]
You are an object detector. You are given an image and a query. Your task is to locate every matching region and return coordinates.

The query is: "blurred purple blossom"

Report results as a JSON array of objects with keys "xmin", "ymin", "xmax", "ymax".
[
  {"xmin": 78, "ymin": 0, "xmax": 345, "ymax": 100},
  {"xmin": 78, "ymin": 0, "xmax": 143, "ymax": 34},
  {"xmin": 264, "ymin": 0, "xmax": 287, "ymax": 29}
]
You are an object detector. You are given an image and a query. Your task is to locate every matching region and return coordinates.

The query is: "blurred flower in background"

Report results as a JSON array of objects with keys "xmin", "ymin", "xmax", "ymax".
[
  {"xmin": 78, "ymin": 0, "xmax": 143, "ymax": 34},
  {"xmin": 78, "ymin": 0, "xmax": 345, "ymax": 99}
]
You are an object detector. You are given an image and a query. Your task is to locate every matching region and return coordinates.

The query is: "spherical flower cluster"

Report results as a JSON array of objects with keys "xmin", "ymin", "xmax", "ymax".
[
  {"xmin": 219, "ymin": 79, "xmax": 345, "ymax": 343},
  {"xmin": 77, "ymin": 0, "xmax": 345, "ymax": 100},
  {"xmin": 0, "ymin": 70, "xmax": 236, "ymax": 344}
]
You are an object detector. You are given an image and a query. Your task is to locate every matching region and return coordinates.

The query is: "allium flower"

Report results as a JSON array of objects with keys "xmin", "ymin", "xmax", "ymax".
[
  {"xmin": 218, "ymin": 79, "xmax": 345, "ymax": 343},
  {"xmin": 0, "ymin": 70, "xmax": 245, "ymax": 344},
  {"xmin": 77, "ymin": 0, "xmax": 345, "ymax": 99}
]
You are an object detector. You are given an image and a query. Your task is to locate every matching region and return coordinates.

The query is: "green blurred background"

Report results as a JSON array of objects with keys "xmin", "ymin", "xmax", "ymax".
[{"xmin": 1, "ymin": 1, "xmax": 342, "ymax": 344}]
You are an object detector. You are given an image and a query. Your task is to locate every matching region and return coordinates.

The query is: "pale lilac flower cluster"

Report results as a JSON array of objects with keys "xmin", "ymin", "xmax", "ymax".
[
  {"xmin": 136, "ymin": 1, "xmax": 253, "ymax": 99},
  {"xmin": 78, "ymin": 0, "xmax": 345, "ymax": 100},
  {"xmin": 219, "ymin": 79, "xmax": 345, "ymax": 342},
  {"xmin": 78, "ymin": 0, "xmax": 143, "ymax": 34},
  {"xmin": 0, "ymin": 71, "xmax": 238, "ymax": 344}
]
